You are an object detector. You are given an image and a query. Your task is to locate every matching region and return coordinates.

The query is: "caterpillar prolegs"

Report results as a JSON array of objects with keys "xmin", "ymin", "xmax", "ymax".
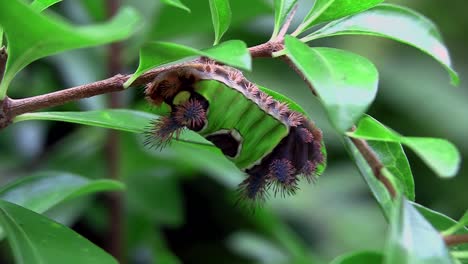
[{"xmin": 145, "ymin": 60, "xmax": 326, "ymax": 200}]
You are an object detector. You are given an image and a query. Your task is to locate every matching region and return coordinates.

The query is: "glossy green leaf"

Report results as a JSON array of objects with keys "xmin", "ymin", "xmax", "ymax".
[
  {"xmin": 30, "ymin": 0, "xmax": 62, "ymax": 12},
  {"xmin": 443, "ymin": 210, "xmax": 468, "ymax": 236},
  {"xmin": 0, "ymin": 171, "xmax": 124, "ymax": 239},
  {"xmin": 160, "ymin": 0, "xmax": 190, "ymax": 12},
  {"xmin": 330, "ymin": 251, "xmax": 383, "ymax": 264},
  {"xmin": 0, "ymin": 27, "xmax": 3, "ymax": 47},
  {"xmin": 0, "ymin": 172, "xmax": 124, "ymax": 215},
  {"xmin": 384, "ymin": 198, "xmax": 452, "ymax": 264},
  {"xmin": 368, "ymin": 141, "xmax": 414, "ymax": 201},
  {"xmin": 209, "ymin": 0, "xmax": 231, "ymax": 45},
  {"xmin": 14, "ymin": 110, "xmax": 152, "ymax": 133},
  {"xmin": 272, "ymin": 0, "xmax": 298, "ymax": 38},
  {"xmin": 348, "ymin": 115, "xmax": 461, "ymax": 178},
  {"xmin": 149, "ymin": 0, "xmax": 271, "ymax": 39},
  {"xmin": 285, "ymin": 36, "xmax": 378, "ymax": 132},
  {"xmin": 415, "ymin": 203, "xmax": 468, "ymax": 252},
  {"xmin": 293, "ymin": 0, "xmax": 383, "ymax": 35},
  {"xmin": 0, "ymin": 199, "xmax": 117, "ymax": 264},
  {"xmin": 343, "ymin": 138, "xmax": 393, "ymax": 217},
  {"xmin": 304, "ymin": 4, "xmax": 459, "ymax": 86},
  {"xmin": 124, "ymin": 40, "xmax": 251, "ymax": 87},
  {"xmin": 13, "ymin": 109, "xmax": 209, "ymax": 146},
  {"xmin": 0, "ymin": 0, "xmax": 141, "ymax": 98},
  {"xmin": 402, "ymin": 138, "xmax": 460, "ymax": 178}
]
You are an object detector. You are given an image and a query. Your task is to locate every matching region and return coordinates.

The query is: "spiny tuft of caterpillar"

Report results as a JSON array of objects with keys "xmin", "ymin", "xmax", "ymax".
[{"xmin": 145, "ymin": 61, "xmax": 326, "ymax": 201}]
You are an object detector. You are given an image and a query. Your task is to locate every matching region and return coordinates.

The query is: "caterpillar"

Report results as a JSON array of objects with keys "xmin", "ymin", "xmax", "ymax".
[{"xmin": 144, "ymin": 59, "xmax": 326, "ymax": 200}]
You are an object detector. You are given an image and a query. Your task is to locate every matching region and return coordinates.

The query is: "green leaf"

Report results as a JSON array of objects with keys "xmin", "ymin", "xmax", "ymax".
[
  {"xmin": 368, "ymin": 141, "xmax": 415, "ymax": 201},
  {"xmin": 304, "ymin": 4, "xmax": 459, "ymax": 86},
  {"xmin": 293, "ymin": 0, "xmax": 383, "ymax": 35},
  {"xmin": 209, "ymin": 0, "xmax": 231, "ymax": 45},
  {"xmin": 415, "ymin": 203, "xmax": 468, "ymax": 252},
  {"xmin": 284, "ymin": 36, "xmax": 378, "ymax": 132},
  {"xmin": 13, "ymin": 109, "xmax": 210, "ymax": 146},
  {"xmin": 0, "ymin": 199, "xmax": 117, "ymax": 264},
  {"xmin": 30, "ymin": 0, "xmax": 62, "ymax": 12},
  {"xmin": 348, "ymin": 115, "xmax": 461, "ymax": 178},
  {"xmin": 0, "ymin": 171, "xmax": 124, "ymax": 239},
  {"xmin": 442, "ymin": 210, "xmax": 468, "ymax": 236},
  {"xmin": 0, "ymin": 172, "xmax": 124, "ymax": 215},
  {"xmin": 330, "ymin": 251, "xmax": 383, "ymax": 264},
  {"xmin": 272, "ymin": 0, "xmax": 298, "ymax": 38},
  {"xmin": 402, "ymin": 138, "xmax": 460, "ymax": 179},
  {"xmin": 0, "ymin": 0, "xmax": 141, "ymax": 98},
  {"xmin": 124, "ymin": 40, "xmax": 251, "ymax": 87},
  {"xmin": 343, "ymin": 137, "xmax": 393, "ymax": 218},
  {"xmin": 160, "ymin": 0, "xmax": 190, "ymax": 12},
  {"xmin": 148, "ymin": 0, "xmax": 271, "ymax": 39},
  {"xmin": 384, "ymin": 198, "xmax": 453, "ymax": 264},
  {"xmin": 14, "ymin": 110, "xmax": 153, "ymax": 133}
]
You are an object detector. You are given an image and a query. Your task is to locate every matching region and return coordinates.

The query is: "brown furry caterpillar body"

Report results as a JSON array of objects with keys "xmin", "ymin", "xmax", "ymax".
[{"xmin": 145, "ymin": 60, "xmax": 326, "ymax": 200}]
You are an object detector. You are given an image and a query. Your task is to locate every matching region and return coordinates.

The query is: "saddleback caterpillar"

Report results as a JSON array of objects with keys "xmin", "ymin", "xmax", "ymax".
[{"xmin": 145, "ymin": 60, "xmax": 326, "ymax": 201}]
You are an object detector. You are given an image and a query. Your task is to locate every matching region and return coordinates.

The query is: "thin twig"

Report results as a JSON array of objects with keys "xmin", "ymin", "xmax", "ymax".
[
  {"xmin": 276, "ymin": 4, "xmax": 298, "ymax": 42},
  {"xmin": 443, "ymin": 233, "xmax": 468, "ymax": 247}
]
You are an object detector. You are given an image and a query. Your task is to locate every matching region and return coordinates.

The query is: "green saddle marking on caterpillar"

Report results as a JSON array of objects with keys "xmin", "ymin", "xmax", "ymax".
[{"xmin": 195, "ymin": 80, "xmax": 289, "ymax": 169}]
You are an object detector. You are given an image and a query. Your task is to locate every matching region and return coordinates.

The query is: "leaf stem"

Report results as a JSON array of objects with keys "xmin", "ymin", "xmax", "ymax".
[{"xmin": 275, "ymin": 4, "xmax": 298, "ymax": 42}]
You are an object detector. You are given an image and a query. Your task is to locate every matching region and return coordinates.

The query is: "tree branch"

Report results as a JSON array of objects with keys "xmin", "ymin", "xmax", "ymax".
[
  {"xmin": 443, "ymin": 233, "xmax": 468, "ymax": 247},
  {"xmin": 0, "ymin": 46, "xmax": 7, "ymax": 84}
]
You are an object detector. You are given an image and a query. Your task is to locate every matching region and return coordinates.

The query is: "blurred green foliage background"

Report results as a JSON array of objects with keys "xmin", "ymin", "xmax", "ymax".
[{"xmin": 0, "ymin": 0, "xmax": 466, "ymax": 263}]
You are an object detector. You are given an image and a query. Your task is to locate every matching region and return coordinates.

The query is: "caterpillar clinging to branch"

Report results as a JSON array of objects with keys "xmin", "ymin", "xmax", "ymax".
[{"xmin": 145, "ymin": 60, "xmax": 326, "ymax": 200}]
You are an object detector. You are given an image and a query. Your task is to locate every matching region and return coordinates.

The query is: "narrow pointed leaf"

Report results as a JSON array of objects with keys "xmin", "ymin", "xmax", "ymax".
[
  {"xmin": 343, "ymin": 137, "xmax": 394, "ymax": 217},
  {"xmin": 348, "ymin": 115, "xmax": 461, "ymax": 178},
  {"xmin": 305, "ymin": 4, "xmax": 459, "ymax": 85},
  {"xmin": 442, "ymin": 210, "xmax": 468, "ymax": 236},
  {"xmin": 124, "ymin": 40, "xmax": 250, "ymax": 87},
  {"xmin": 0, "ymin": 0, "xmax": 141, "ymax": 98},
  {"xmin": 209, "ymin": 0, "xmax": 232, "ymax": 45},
  {"xmin": 285, "ymin": 36, "xmax": 378, "ymax": 132},
  {"xmin": 160, "ymin": 0, "xmax": 190, "ymax": 12},
  {"xmin": 331, "ymin": 251, "xmax": 383, "ymax": 264},
  {"xmin": 294, "ymin": 0, "xmax": 383, "ymax": 35},
  {"xmin": 0, "ymin": 172, "xmax": 124, "ymax": 240},
  {"xmin": 30, "ymin": 0, "xmax": 62, "ymax": 12},
  {"xmin": 384, "ymin": 198, "xmax": 452, "ymax": 264},
  {"xmin": 0, "ymin": 172, "xmax": 124, "ymax": 215},
  {"xmin": 272, "ymin": 0, "xmax": 298, "ymax": 38},
  {"xmin": 13, "ymin": 109, "xmax": 210, "ymax": 146},
  {"xmin": 0, "ymin": 199, "xmax": 117, "ymax": 264}
]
